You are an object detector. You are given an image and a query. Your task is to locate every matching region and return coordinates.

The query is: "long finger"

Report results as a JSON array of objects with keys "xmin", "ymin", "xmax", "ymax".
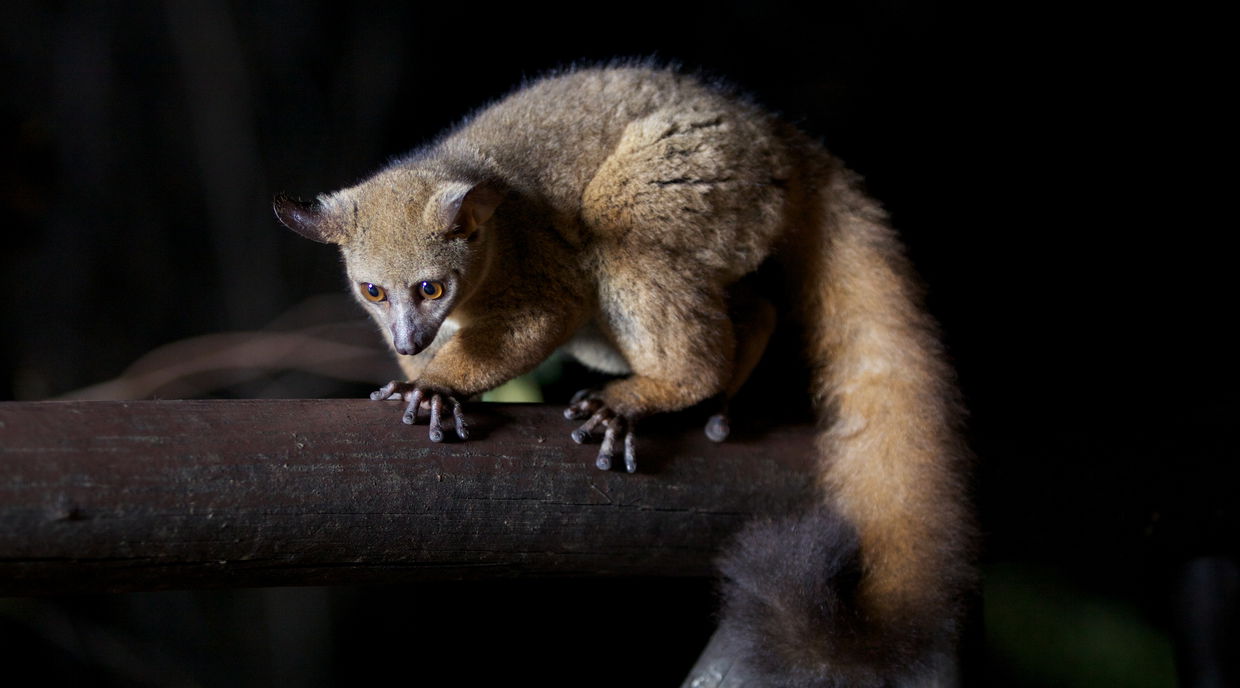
[
  {"xmin": 428, "ymin": 395, "xmax": 444, "ymax": 442},
  {"xmin": 572, "ymin": 407, "xmax": 611, "ymax": 443},
  {"xmin": 596, "ymin": 416, "xmax": 624, "ymax": 470},
  {"xmin": 624, "ymin": 430, "xmax": 637, "ymax": 473},
  {"xmin": 371, "ymin": 381, "xmax": 400, "ymax": 401},
  {"xmin": 451, "ymin": 398, "xmax": 469, "ymax": 440},
  {"xmin": 402, "ymin": 389, "xmax": 424, "ymax": 425}
]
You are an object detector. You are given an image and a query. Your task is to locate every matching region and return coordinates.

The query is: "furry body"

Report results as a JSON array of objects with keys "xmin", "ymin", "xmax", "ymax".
[{"xmin": 275, "ymin": 66, "xmax": 974, "ymax": 686}]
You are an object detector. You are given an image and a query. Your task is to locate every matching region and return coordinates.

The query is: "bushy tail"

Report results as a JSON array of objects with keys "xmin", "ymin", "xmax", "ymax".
[{"xmin": 717, "ymin": 165, "xmax": 975, "ymax": 687}]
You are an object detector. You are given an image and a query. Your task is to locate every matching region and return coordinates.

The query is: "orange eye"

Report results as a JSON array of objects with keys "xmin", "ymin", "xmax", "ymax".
[
  {"xmin": 420, "ymin": 281, "xmax": 445, "ymax": 300},
  {"xmin": 360, "ymin": 282, "xmax": 387, "ymax": 303}
]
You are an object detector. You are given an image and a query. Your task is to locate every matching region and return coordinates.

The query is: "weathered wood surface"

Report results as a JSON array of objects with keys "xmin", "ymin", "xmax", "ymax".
[{"xmin": 0, "ymin": 399, "xmax": 814, "ymax": 595}]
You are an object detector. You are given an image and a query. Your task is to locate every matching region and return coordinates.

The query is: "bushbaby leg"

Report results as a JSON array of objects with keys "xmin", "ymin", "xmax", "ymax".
[
  {"xmin": 565, "ymin": 267, "xmax": 735, "ymax": 471},
  {"xmin": 705, "ymin": 290, "xmax": 777, "ymax": 442}
]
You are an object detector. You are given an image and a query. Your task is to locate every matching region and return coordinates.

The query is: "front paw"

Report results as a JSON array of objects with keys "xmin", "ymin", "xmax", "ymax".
[
  {"xmin": 370, "ymin": 380, "xmax": 469, "ymax": 442},
  {"xmin": 564, "ymin": 390, "xmax": 637, "ymax": 473}
]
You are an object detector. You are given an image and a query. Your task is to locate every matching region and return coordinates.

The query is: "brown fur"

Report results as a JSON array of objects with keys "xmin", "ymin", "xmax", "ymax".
[{"xmin": 275, "ymin": 65, "xmax": 974, "ymax": 685}]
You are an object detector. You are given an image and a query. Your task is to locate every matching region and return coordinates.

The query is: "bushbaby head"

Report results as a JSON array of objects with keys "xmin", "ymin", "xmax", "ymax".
[{"xmin": 273, "ymin": 169, "xmax": 503, "ymax": 356}]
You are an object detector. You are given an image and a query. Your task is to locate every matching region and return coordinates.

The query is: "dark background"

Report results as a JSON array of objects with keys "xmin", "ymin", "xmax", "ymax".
[{"xmin": 1, "ymin": 1, "xmax": 1231, "ymax": 686}]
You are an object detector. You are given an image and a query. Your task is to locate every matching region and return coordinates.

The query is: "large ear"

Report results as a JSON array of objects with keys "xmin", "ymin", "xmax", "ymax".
[
  {"xmin": 273, "ymin": 193, "xmax": 345, "ymax": 244},
  {"xmin": 440, "ymin": 181, "xmax": 505, "ymax": 240}
]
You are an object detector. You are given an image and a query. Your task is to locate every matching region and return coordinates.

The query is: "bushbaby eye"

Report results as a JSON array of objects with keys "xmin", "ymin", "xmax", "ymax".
[
  {"xmin": 360, "ymin": 282, "xmax": 387, "ymax": 303},
  {"xmin": 420, "ymin": 281, "xmax": 445, "ymax": 300}
]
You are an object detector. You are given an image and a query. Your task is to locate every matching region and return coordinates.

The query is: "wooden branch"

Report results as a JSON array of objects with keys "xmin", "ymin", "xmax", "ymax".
[{"xmin": 0, "ymin": 400, "xmax": 814, "ymax": 595}]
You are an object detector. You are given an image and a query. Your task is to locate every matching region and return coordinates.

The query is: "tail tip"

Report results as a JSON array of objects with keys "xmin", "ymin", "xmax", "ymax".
[{"xmin": 714, "ymin": 506, "xmax": 955, "ymax": 687}]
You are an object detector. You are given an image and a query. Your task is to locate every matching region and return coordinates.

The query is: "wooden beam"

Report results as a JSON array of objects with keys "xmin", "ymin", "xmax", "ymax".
[{"xmin": 0, "ymin": 399, "xmax": 815, "ymax": 595}]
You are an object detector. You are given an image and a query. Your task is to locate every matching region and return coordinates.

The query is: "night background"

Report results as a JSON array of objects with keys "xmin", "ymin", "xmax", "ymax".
[{"xmin": 1, "ymin": 1, "xmax": 1231, "ymax": 686}]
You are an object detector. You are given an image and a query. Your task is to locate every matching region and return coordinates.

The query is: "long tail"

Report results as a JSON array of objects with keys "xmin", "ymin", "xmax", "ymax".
[{"xmin": 718, "ymin": 164, "xmax": 975, "ymax": 687}]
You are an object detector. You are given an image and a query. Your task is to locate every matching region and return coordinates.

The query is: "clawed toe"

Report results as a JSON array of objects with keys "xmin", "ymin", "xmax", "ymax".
[
  {"xmin": 371, "ymin": 380, "xmax": 468, "ymax": 441},
  {"xmin": 601, "ymin": 427, "xmax": 637, "ymax": 473},
  {"xmin": 370, "ymin": 380, "xmax": 413, "ymax": 401},
  {"xmin": 420, "ymin": 392, "xmax": 468, "ymax": 441},
  {"xmin": 566, "ymin": 396, "xmax": 638, "ymax": 473},
  {"xmin": 571, "ymin": 405, "xmax": 613, "ymax": 443},
  {"xmin": 594, "ymin": 415, "xmax": 626, "ymax": 470}
]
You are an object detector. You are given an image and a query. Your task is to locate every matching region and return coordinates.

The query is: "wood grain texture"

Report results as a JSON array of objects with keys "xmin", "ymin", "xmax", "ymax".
[{"xmin": 0, "ymin": 399, "xmax": 814, "ymax": 595}]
